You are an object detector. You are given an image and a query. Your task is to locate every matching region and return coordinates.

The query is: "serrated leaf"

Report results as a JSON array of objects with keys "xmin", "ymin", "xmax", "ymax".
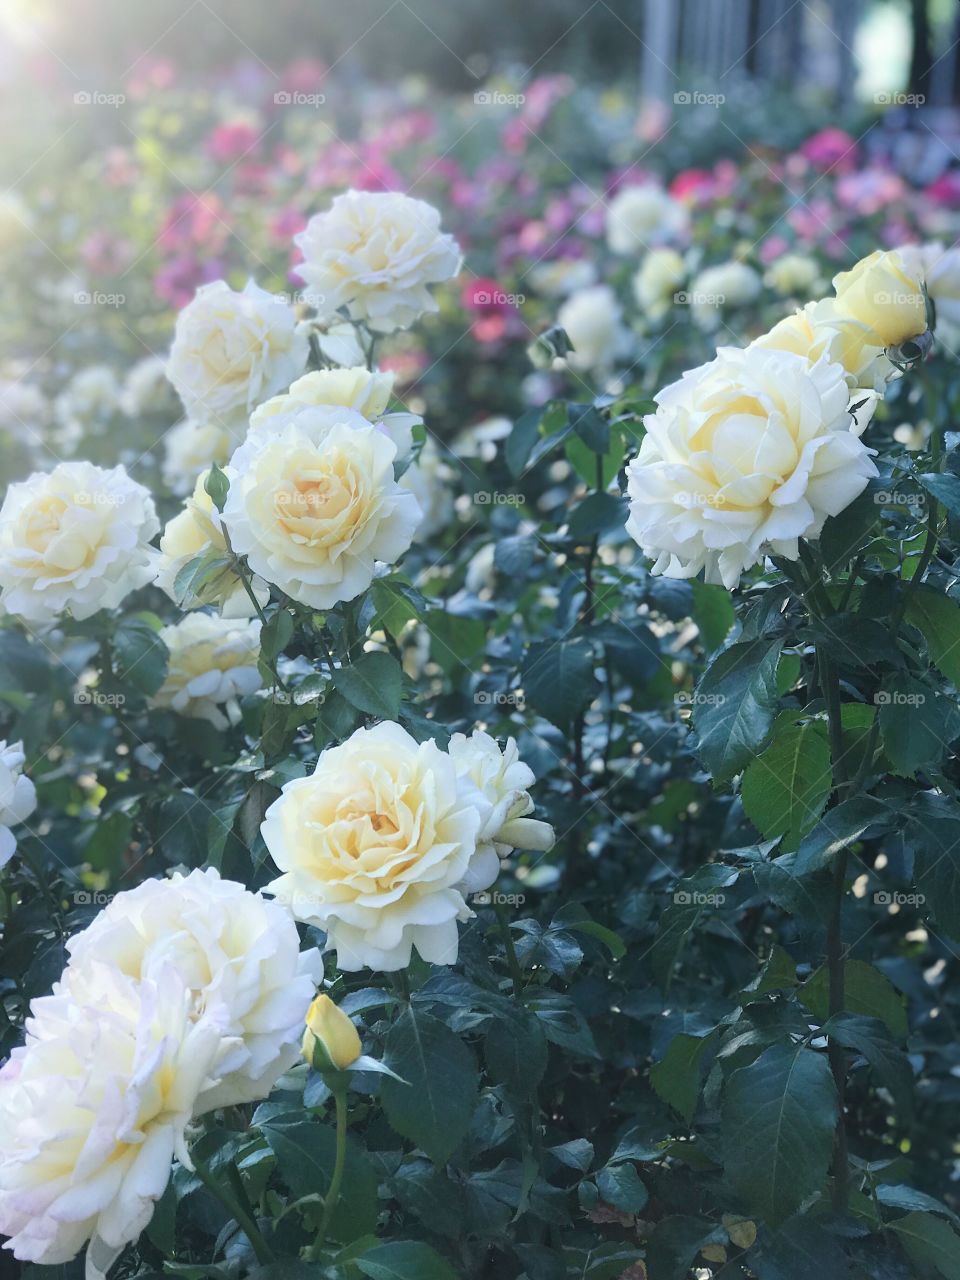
[
  {"xmin": 800, "ymin": 960, "xmax": 907, "ymax": 1039},
  {"xmin": 890, "ymin": 1211, "xmax": 960, "ymax": 1279},
  {"xmin": 905, "ymin": 585, "xmax": 960, "ymax": 688},
  {"xmin": 333, "ymin": 651, "xmax": 403, "ymax": 720},
  {"xmin": 741, "ymin": 720, "xmax": 832, "ymax": 848},
  {"xmin": 694, "ymin": 639, "xmax": 782, "ymax": 783},
  {"xmin": 356, "ymin": 1241, "xmax": 458, "ymax": 1280}
]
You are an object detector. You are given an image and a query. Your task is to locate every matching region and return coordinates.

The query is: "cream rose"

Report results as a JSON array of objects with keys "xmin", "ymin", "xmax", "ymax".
[
  {"xmin": 0, "ymin": 740, "xmax": 36, "ymax": 868},
  {"xmin": 751, "ymin": 299, "xmax": 894, "ymax": 393},
  {"xmin": 249, "ymin": 367, "xmax": 417, "ymax": 459},
  {"xmin": 222, "ymin": 408, "xmax": 422, "ymax": 609},
  {"xmin": 606, "ymin": 184, "xmax": 689, "ymax": 255},
  {"xmin": 688, "ymin": 261, "xmax": 762, "ymax": 330},
  {"xmin": 162, "ymin": 418, "xmax": 236, "ymax": 495},
  {"xmin": 557, "ymin": 285, "xmax": 628, "ymax": 374},
  {"xmin": 149, "ymin": 613, "xmax": 262, "ymax": 728},
  {"xmin": 156, "ymin": 471, "xmax": 268, "ymax": 618},
  {"xmin": 263, "ymin": 721, "xmax": 495, "ymax": 970},
  {"xmin": 61, "ymin": 867, "xmax": 322, "ymax": 1112},
  {"xmin": 625, "ymin": 346, "xmax": 878, "ymax": 589},
  {"xmin": 294, "ymin": 190, "xmax": 462, "ymax": 333},
  {"xmin": 0, "ymin": 966, "xmax": 222, "ymax": 1271},
  {"xmin": 448, "ymin": 730, "xmax": 555, "ymax": 859},
  {"xmin": 122, "ymin": 355, "xmax": 180, "ymax": 418},
  {"xmin": 897, "ymin": 241, "xmax": 960, "ymax": 349},
  {"xmin": 634, "ymin": 248, "xmax": 687, "ymax": 322},
  {"xmin": 166, "ymin": 279, "xmax": 308, "ymax": 427},
  {"xmin": 831, "ymin": 249, "xmax": 927, "ymax": 348},
  {"xmin": 763, "ymin": 253, "xmax": 824, "ymax": 297},
  {"xmin": 54, "ymin": 366, "xmax": 122, "ymax": 436},
  {"xmin": 0, "ymin": 462, "xmax": 159, "ymax": 623}
]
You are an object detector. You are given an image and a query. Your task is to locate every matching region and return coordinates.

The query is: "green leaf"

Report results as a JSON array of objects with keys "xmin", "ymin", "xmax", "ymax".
[
  {"xmin": 821, "ymin": 1011, "xmax": 913, "ymax": 1118},
  {"xmin": 426, "ymin": 609, "xmax": 485, "ymax": 677},
  {"xmin": 506, "ymin": 406, "xmax": 546, "ymax": 477},
  {"xmin": 333, "ymin": 651, "xmax": 403, "ymax": 720},
  {"xmin": 484, "ymin": 1009, "xmax": 548, "ymax": 1097},
  {"xmin": 173, "ymin": 551, "xmax": 234, "ymax": 608},
  {"xmin": 908, "ymin": 791, "xmax": 960, "ymax": 939},
  {"xmin": 259, "ymin": 1117, "xmax": 378, "ymax": 1243},
  {"xmin": 800, "ymin": 960, "xmax": 908, "ymax": 1039},
  {"xmin": 569, "ymin": 403, "xmax": 610, "ymax": 453},
  {"xmin": 521, "ymin": 637, "xmax": 597, "ymax": 728},
  {"xmin": 567, "ymin": 492, "xmax": 627, "ymax": 540},
  {"xmin": 260, "ymin": 609, "xmax": 293, "ymax": 664},
  {"xmin": 594, "ymin": 1162, "xmax": 648, "ymax": 1215},
  {"xmin": 905, "ymin": 584, "xmax": 960, "ymax": 687},
  {"xmin": 918, "ymin": 470, "xmax": 960, "ymax": 518},
  {"xmin": 694, "ymin": 639, "xmax": 782, "ymax": 784},
  {"xmin": 650, "ymin": 1030, "xmax": 717, "ymax": 1123},
  {"xmin": 878, "ymin": 679, "xmax": 960, "ymax": 776},
  {"xmin": 356, "ymin": 1241, "xmax": 458, "ymax": 1280},
  {"xmin": 819, "ymin": 488, "xmax": 879, "ymax": 573},
  {"xmin": 81, "ymin": 810, "xmax": 132, "ymax": 875},
  {"xmin": 381, "ymin": 1008, "xmax": 479, "ymax": 1165},
  {"xmin": 722, "ymin": 1041, "xmax": 838, "ymax": 1227},
  {"xmin": 790, "ymin": 794, "xmax": 892, "ymax": 877},
  {"xmin": 112, "ymin": 613, "xmax": 169, "ymax": 695},
  {"xmin": 370, "ymin": 577, "xmax": 424, "ymax": 640},
  {"xmin": 691, "ymin": 580, "xmax": 735, "ymax": 653},
  {"xmin": 741, "ymin": 720, "xmax": 832, "ymax": 849},
  {"xmin": 890, "ymin": 1211, "xmax": 960, "ymax": 1279}
]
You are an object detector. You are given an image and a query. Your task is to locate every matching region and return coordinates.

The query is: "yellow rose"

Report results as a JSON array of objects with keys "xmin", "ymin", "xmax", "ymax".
[
  {"xmin": 831, "ymin": 249, "xmax": 927, "ymax": 347},
  {"xmin": 250, "ymin": 368, "xmax": 395, "ymax": 428},
  {"xmin": 751, "ymin": 298, "xmax": 894, "ymax": 394},
  {"xmin": 301, "ymin": 994, "xmax": 362, "ymax": 1071}
]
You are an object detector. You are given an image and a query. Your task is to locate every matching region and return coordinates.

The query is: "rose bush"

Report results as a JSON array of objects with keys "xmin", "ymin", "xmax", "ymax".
[{"xmin": 2, "ymin": 68, "xmax": 960, "ymax": 1280}]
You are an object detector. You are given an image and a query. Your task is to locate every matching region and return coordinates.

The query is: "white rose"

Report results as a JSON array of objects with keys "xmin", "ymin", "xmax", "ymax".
[
  {"xmin": 162, "ymin": 418, "xmax": 236, "ymax": 495},
  {"xmin": 688, "ymin": 261, "xmax": 762, "ymax": 330},
  {"xmin": 625, "ymin": 346, "xmax": 878, "ymax": 590},
  {"xmin": 54, "ymin": 366, "xmax": 122, "ymax": 432},
  {"xmin": 606, "ymin": 184, "xmax": 689, "ymax": 255},
  {"xmin": 558, "ymin": 285, "xmax": 628, "ymax": 373},
  {"xmin": 0, "ymin": 462, "xmax": 159, "ymax": 623},
  {"xmin": 448, "ymin": 730, "xmax": 555, "ymax": 858},
  {"xmin": 0, "ymin": 740, "xmax": 36, "ymax": 868},
  {"xmin": 249, "ymin": 367, "xmax": 417, "ymax": 459},
  {"xmin": 897, "ymin": 241, "xmax": 960, "ymax": 349},
  {"xmin": 264, "ymin": 721, "xmax": 494, "ymax": 970},
  {"xmin": 0, "ymin": 379, "xmax": 48, "ymax": 442},
  {"xmin": 528, "ymin": 257, "xmax": 597, "ymax": 298},
  {"xmin": 0, "ymin": 966, "xmax": 222, "ymax": 1271},
  {"xmin": 295, "ymin": 190, "xmax": 462, "ymax": 333},
  {"xmin": 763, "ymin": 253, "xmax": 824, "ymax": 297},
  {"xmin": 61, "ymin": 867, "xmax": 322, "ymax": 1111},
  {"xmin": 752, "ymin": 298, "xmax": 894, "ymax": 393},
  {"xmin": 222, "ymin": 408, "xmax": 422, "ymax": 609},
  {"xmin": 634, "ymin": 248, "xmax": 687, "ymax": 322},
  {"xmin": 121, "ymin": 355, "xmax": 180, "ymax": 418},
  {"xmin": 149, "ymin": 613, "xmax": 262, "ymax": 728},
  {"xmin": 400, "ymin": 437, "xmax": 455, "ymax": 539},
  {"xmin": 167, "ymin": 280, "xmax": 308, "ymax": 427}
]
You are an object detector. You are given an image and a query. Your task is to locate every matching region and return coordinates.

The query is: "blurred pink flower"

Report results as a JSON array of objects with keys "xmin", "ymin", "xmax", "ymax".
[
  {"xmin": 126, "ymin": 57, "xmax": 175, "ymax": 100},
  {"xmin": 207, "ymin": 121, "xmax": 262, "ymax": 166},
  {"xmin": 758, "ymin": 235, "xmax": 791, "ymax": 264},
  {"xmin": 159, "ymin": 194, "xmax": 229, "ymax": 254},
  {"xmin": 81, "ymin": 230, "xmax": 134, "ymax": 276},
  {"xmin": 154, "ymin": 255, "xmax": 225, "ymax": 309},
  {"xmin": 799, "ymin": 127, "xmax": 860, "ymax": 174},
  {"xmin": 924, "ymin": 171, "xmax": 960, "ymax": 206},
  {"xmin": 669, "ymin": 169, "xmax": 715, "ymax": 202},
  {"xmin": 835, "ymin": 168, "xmax": 905, "ymax": 215},
  {"xmin": 278, "ymin": 58, "xmax": 329, "ymax": 98}
]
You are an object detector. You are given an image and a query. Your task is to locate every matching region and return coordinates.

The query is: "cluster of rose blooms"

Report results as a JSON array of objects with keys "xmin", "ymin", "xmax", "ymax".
[{"xmin": 0, "ymin": 188, "xmax": 555, "ymax": 1273}]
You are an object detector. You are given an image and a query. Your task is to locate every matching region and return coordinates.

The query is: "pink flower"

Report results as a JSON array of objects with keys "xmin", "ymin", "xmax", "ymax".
[
  {"xmin": 154, "ymin": 256, "xmax": 225, "ymax": 309},
  {"xmin": 206, "ymin": 121, "xmax": 261, "ymax": 166},
  {"xmin": 799, "ymin": 127, "xmax": 860, "ymax": 174},
  {"xmin": 924, "ymin": 171, "xmax": 960, "ymax": 207},
  {"xmin": 758, "ymin": 235, "xmax": 791, "ymax": 265},
  {"xmin": 159, "ymin": 194, "xmax": 229, "ymax": 254}
]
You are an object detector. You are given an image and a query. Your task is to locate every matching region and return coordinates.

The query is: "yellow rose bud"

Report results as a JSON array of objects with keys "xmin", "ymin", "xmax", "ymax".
[
  {"xmin": 301, "ymin": 994, "xmax": 362, "ymax": 1071},
  {"xmin": 831, "ymin": 249, "xmax": 928, "ymax": 348}
]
